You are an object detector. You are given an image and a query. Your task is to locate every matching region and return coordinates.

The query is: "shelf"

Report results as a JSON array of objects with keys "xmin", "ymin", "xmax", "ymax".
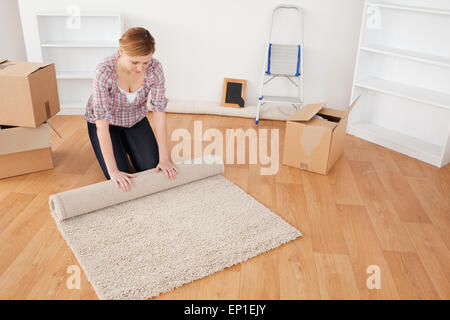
[
  {"xmin": 366, "ymin": 1, "xmax": 450, "ymax": 16},
  {"xmin": 352, "ymin": 2, "xmax": 450, "ymax": 168},
  {"xmin": 360, "ymin": 44, "xmax": 450, "ymax": 68},
  {"xmin": 36, "ymin": 12, "xmax": 120, "ymax": 17},
  {"xmin": 36, "ymin": 11, "xmax": 122, "ymax": 117},
  {"xmin": 355, "ymin": 77, "xmax": 450, "ymax": 110},
  {"xmin": 41, "ymin": 41, "xmax": 118, "ymax": 48},
  {"xmin": 56, "ymin": 71, "xmax": 94, "ymax": 79},
  {"xmin": 348, "ymin": 121, "xmax": 443, "ymax": 167}
]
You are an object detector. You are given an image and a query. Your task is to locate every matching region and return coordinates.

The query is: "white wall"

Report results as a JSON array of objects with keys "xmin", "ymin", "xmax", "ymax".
[
  {"xmin": 0, "ymin": 0, "xmax": 26, "ymax": 60},
  {"xmin": 17, "ymin": 0, "xmax": 364, "ymax": 109}
]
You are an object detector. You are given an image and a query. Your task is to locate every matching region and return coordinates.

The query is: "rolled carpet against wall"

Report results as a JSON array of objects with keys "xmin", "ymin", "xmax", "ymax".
[
  {"xmin": 164, "ymin": 102, "xmax": 297, "ymax": 121},
  {"xmin": 49, "ymin": 155, "xmax": 302, "ymax": 300}
]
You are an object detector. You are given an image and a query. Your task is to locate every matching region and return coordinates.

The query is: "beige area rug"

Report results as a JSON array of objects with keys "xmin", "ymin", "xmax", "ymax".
[
  {"xmin": 49, "ymin": 156, "xmax": 302, "ymax": 300},
  {"xmin": 164, "ymin": 100, "xmax": 297, "ymax": 121}
]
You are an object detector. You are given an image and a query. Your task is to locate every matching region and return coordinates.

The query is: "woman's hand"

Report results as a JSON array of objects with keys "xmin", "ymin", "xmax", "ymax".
[
  {"xmin": 109, "ymin": 169, "xmax": 136, "ymax": 191},
  {"xmin": 155, "ymin": 159, "xmax": 178, "ymax": 180}
]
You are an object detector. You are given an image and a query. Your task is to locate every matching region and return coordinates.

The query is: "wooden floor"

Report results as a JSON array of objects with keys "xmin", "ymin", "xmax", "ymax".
[{"xmin": 0, "ymin": 113, "xmax": 449, "ymax": 300}]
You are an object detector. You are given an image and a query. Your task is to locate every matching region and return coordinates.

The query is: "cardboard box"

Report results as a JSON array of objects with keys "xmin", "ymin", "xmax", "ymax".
[
  {"xmin": 0, "ymin": 123, "xmax": 54, "ymax": 179},
  {"xmin": 282, "ymin": 96, "xmax": 360, "ymax": 175},
  {"xmin": 0, "ymin": 58, "xmax": 60, "ymax": 128}
]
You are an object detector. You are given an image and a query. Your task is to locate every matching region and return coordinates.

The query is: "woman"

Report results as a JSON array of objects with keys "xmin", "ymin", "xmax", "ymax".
[{"xmin": 84, "ymin": 27, "xmax": 177, "ymax": 192}]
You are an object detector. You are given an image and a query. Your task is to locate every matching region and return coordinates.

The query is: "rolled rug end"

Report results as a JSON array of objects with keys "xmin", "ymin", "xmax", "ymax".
[{"xmin": 49, "ymin": 194, "xmax": 66, "ymax": 223}]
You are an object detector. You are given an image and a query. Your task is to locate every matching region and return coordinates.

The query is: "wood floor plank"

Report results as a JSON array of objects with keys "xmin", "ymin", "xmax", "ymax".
[
  {"xmin": 49, "ymin": 116, "xmax": 83, "ymax": 151},
  {"xmin": 406, "ymin": 176, "xmax": 450, "ymax": 250},
  {"xmin": 367, "ymin": 145, "xmax": 402, "ymax": 175},
  {"xmin": 56, "ymin": 127, "xmax": 93, "ymax": 175},
  {"xmin": 314, "ymin": 252, "xmax": 360, "ymax": 299},
  {"xmin": 276, "ymin": 182, "xmax": 310, "ymax": 235},
  {"xmin": 0, "ymin": 193, "xmax": 51, "ymax": 276},
  {"xmin": 343, "ymin": 139, "xmax": 373, "ymax": 162},
  {"xmin": 278, "ymin": 238, "xmax": 321, "ymax": 299},
  {"xmin": 277, "ymin": 183, "xmax": 320, "ymax": 299},
  {"xmin": 383, "ymin": 250, "xmax": 440, "ymax": 299},
  {"xmin": 275, "ymin": 164, "xmax": 303, "ymax": 185},
  {"xmin": 306, "ymin": 201, "xmax": 348, "ymax": 255},
  {"xmin": 246, "ymin": 163, "xmax": 277, "ymax": 211},
  {"xmin": 0, "ymin": 219, "xmax": 64, "ymax": 299},
  {"xmin": 336, "ymin": 204, "xmax": 399, "ymax": 299},
  {"xmin": 25, "ymin": 241, "xmax": 91, "ymax": 299},
  {"xmin": 389, "ymin": 150, "xmax": 428, "ymax": 178},
  {"xmin": 0, "ymin": 175, "xmax": 28, "ymax": 201},
  {"xmin": 0, "ymin": 192, "xmax": 37, "ymax": 232},
  {"xmin": 238, "ymin": 248, "xmax": 281, "ymax": 300},
  {"xmin": 326, "ymin": 155, "xmax": 364, "ymax": 206},
  {"xmin": 348, "ymin": 160, "xmax": 414, "ymax": 252},
  {"xmin": 405, "ymin": 223, "xmax": 450, "ymax": 299},
  {"xmin": 376, "ymin": 170, "xmax": 431, "ymax": 224},
  {"xmin": 302, "ymin": 172, "xmax": 348, "ymax": 254}
]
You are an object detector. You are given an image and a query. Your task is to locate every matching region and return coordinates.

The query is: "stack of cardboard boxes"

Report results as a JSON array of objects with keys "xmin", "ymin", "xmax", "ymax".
[{"xmin": 0, "ymin": 58, "xmax": 60, "ymax": 179}]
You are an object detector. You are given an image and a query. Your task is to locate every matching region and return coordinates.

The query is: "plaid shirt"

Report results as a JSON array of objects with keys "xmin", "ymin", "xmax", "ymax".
[{"xmin": 84, "ymin": 52, "xmax": 168, "ymax": 128}]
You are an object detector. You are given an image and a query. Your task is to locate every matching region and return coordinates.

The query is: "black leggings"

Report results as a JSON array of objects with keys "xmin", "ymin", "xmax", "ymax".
[{"xmin": 87, "ymin": 116, "xmax": 160, "ymax": 180}]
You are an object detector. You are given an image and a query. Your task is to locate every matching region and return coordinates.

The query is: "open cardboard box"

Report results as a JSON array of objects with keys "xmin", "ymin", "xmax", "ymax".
[
  {"xmin": 0, "ymin": 58, "xmax": 60, "ymax": 128},
  {"xmin": 282, "ymin": 96, "xmax": 360, "ymax": 175},
  {"xmin": 0, "ymin": 123, "xmax": 54, "ymax": 179}
]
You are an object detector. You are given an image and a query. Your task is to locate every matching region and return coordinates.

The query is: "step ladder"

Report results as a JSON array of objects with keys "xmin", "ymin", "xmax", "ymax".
[{"xmin": 256, "ymin": 5, "xmax": 304, "ymax": 124}]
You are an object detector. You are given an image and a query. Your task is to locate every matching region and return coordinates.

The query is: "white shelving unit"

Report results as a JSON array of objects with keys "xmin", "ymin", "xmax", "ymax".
[
  {"xmin": 36, "ymin": 12, "xmax": 123, "ymax": 114},
  {"xmin": 40, "ymin": 41, "xmax": 118, "ymax": 47},
  {"xmin": 348, "ymin": 0, "xmax": 450, "ymax": 167}
]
